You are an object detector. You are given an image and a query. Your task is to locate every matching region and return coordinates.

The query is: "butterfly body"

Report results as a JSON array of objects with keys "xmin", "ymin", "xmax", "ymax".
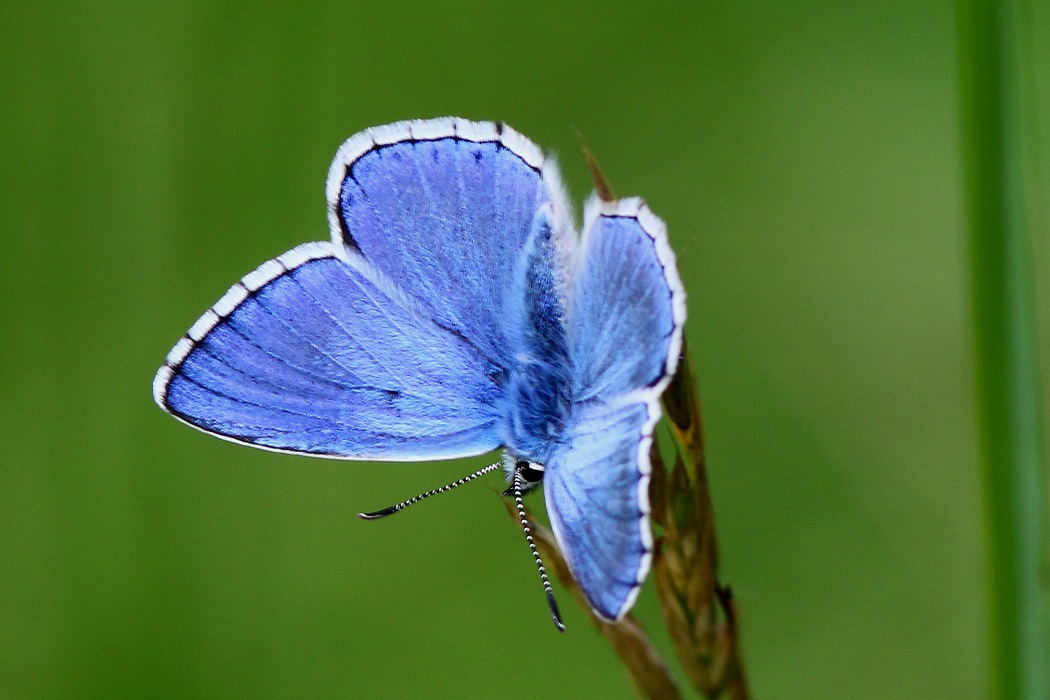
[{"xmin": 155, "ymin": 118, "xmax": 685, "ymax": 622}]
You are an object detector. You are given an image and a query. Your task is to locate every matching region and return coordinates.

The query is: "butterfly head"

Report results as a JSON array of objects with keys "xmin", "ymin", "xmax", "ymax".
[{"xmin": 501, "ymin": 454, "xmax": 545, "ymax": 496}]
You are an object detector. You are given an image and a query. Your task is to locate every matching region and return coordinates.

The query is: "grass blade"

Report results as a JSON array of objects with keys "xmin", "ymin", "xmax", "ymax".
[{"xmin": 956, "ymin": 0, "xmax": 1049, "ymax": 697}]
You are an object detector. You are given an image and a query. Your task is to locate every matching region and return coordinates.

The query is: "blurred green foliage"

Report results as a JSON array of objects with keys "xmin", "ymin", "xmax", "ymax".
[{"xmin": 1, "ymin": 1, "xmax": 1038, "ymax": 697}]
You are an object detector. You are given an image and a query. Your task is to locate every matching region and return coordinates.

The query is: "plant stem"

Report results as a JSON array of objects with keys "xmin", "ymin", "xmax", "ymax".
[
  {"xmin": 656, "ymin": 343, "xmax": 751, "ymax": 699},
  {"xmin": 956, "ymin": 0, "xmax": 1048, "ymax": 697}
]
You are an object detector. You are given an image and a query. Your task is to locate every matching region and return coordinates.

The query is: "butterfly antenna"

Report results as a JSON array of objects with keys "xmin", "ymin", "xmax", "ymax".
[
  {"xmin": 358, "ymin": 462, "xmax": 501, "ymax": 520},
  {"xmin": 513, "ymin": 469, "xmax": 565, "ymax": 632}
]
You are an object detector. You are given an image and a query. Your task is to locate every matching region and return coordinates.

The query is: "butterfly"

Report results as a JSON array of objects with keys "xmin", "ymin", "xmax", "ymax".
[{"xmin": 153, "ymin": 118, "xmax": 685, "ymax": 630}]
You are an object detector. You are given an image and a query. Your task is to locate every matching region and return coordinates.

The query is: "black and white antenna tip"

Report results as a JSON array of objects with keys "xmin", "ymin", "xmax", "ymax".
[
  {"xmin": 547, "ymin": 589, "xmax": 565, "ymax": 632},
  {"xmin": 357, "ymin": 505, "xmax": 398, "ymax": 520}
]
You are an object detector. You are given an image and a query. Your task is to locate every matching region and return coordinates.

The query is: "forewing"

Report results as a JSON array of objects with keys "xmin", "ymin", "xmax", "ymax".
[
  {"xmin": 547, "ymin": 196, "xmax": 686, "ymax": 619},
  {"xmin": 570, "ymin": 196, "xmax": 686, "ymax": 404},
  {"xmin": 153, "ymin": 242, "xmax": 503, "ymax": 460},
  {"xmin": 326, "ymin": 117, "xmax": 574, "ymax": 370}
]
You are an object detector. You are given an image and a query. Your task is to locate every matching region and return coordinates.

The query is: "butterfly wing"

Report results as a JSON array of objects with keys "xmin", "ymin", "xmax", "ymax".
[
  {"xmin": 153, "ymin": 242, "xmax": 504, "ymax": 460},
  {"xmin": 545, "ymin": 196, "xmax": 686, "ymax": 620},
  {"xmin": 326, "ymin": 118, "xmax": 574, "ymax": 371},
  {"xmin": 544, "ymin": 401, "xmax": 656, "ymax": 619},
  {"xmin": 157, "ymin": 118, "xmax": 574, "ymax": 461}
]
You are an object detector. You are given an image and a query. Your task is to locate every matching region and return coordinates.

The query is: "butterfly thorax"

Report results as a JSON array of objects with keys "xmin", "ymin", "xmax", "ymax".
[{"xmin": 498, "ymin": 204, "xmax": 573, "ymax": 468}]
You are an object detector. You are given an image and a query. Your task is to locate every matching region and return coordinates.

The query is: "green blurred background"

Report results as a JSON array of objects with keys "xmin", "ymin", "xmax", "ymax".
[{"xmin": 2, "ymin": 1, "xmax": 1044, "ymax": 698}]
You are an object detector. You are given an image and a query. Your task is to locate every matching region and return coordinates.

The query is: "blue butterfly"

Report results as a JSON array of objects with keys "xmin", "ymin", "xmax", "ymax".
[{"xmin": 153, "ymin": 118, "xmax": 686, "ymax": 630}]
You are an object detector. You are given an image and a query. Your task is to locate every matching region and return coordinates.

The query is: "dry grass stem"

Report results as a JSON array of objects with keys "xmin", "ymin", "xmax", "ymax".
[{"xmin": 655, "ymin": 342, "xmax": 750, "ymax": 698}]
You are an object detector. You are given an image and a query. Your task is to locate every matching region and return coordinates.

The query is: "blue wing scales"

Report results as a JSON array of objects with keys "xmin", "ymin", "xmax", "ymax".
[
  {"xmin": 154, "ymin": 242, "xmax": 504, "ymax": 460},
  {"xmin": 327, "ymin": 118, "xmax": 573, "ymax": 372},
  {"xmin": 544, "ymin": 401, "xmax": 654, "ymax": 619},
  {"xmin": 545, "ymin": 196, "xmax": 686, "ymax": 620},
  {"xmin": 570, "ymin": 197, "xmax": 684, "ymax": 404}
]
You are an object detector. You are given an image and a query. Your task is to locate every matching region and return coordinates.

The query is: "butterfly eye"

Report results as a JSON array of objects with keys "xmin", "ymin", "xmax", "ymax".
[{"xmin": 517, "ymin": 460, "xmax": 546, "ymax": 483}]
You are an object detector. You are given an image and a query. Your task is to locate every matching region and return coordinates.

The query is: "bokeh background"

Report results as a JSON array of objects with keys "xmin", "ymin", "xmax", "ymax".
[{"xmin": 2, "ymin": 2, "xmax": 1046, "ymax": 698}]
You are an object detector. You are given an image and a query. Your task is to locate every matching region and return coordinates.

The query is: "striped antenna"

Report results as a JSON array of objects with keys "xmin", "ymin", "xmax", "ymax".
[
  {"xmin": 358, "ymin": 462, "xmax": 501, "ymax": 520},
  {"xmin": 513, "ymin": 468, "xmax": 565, "ymax": 632}
]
